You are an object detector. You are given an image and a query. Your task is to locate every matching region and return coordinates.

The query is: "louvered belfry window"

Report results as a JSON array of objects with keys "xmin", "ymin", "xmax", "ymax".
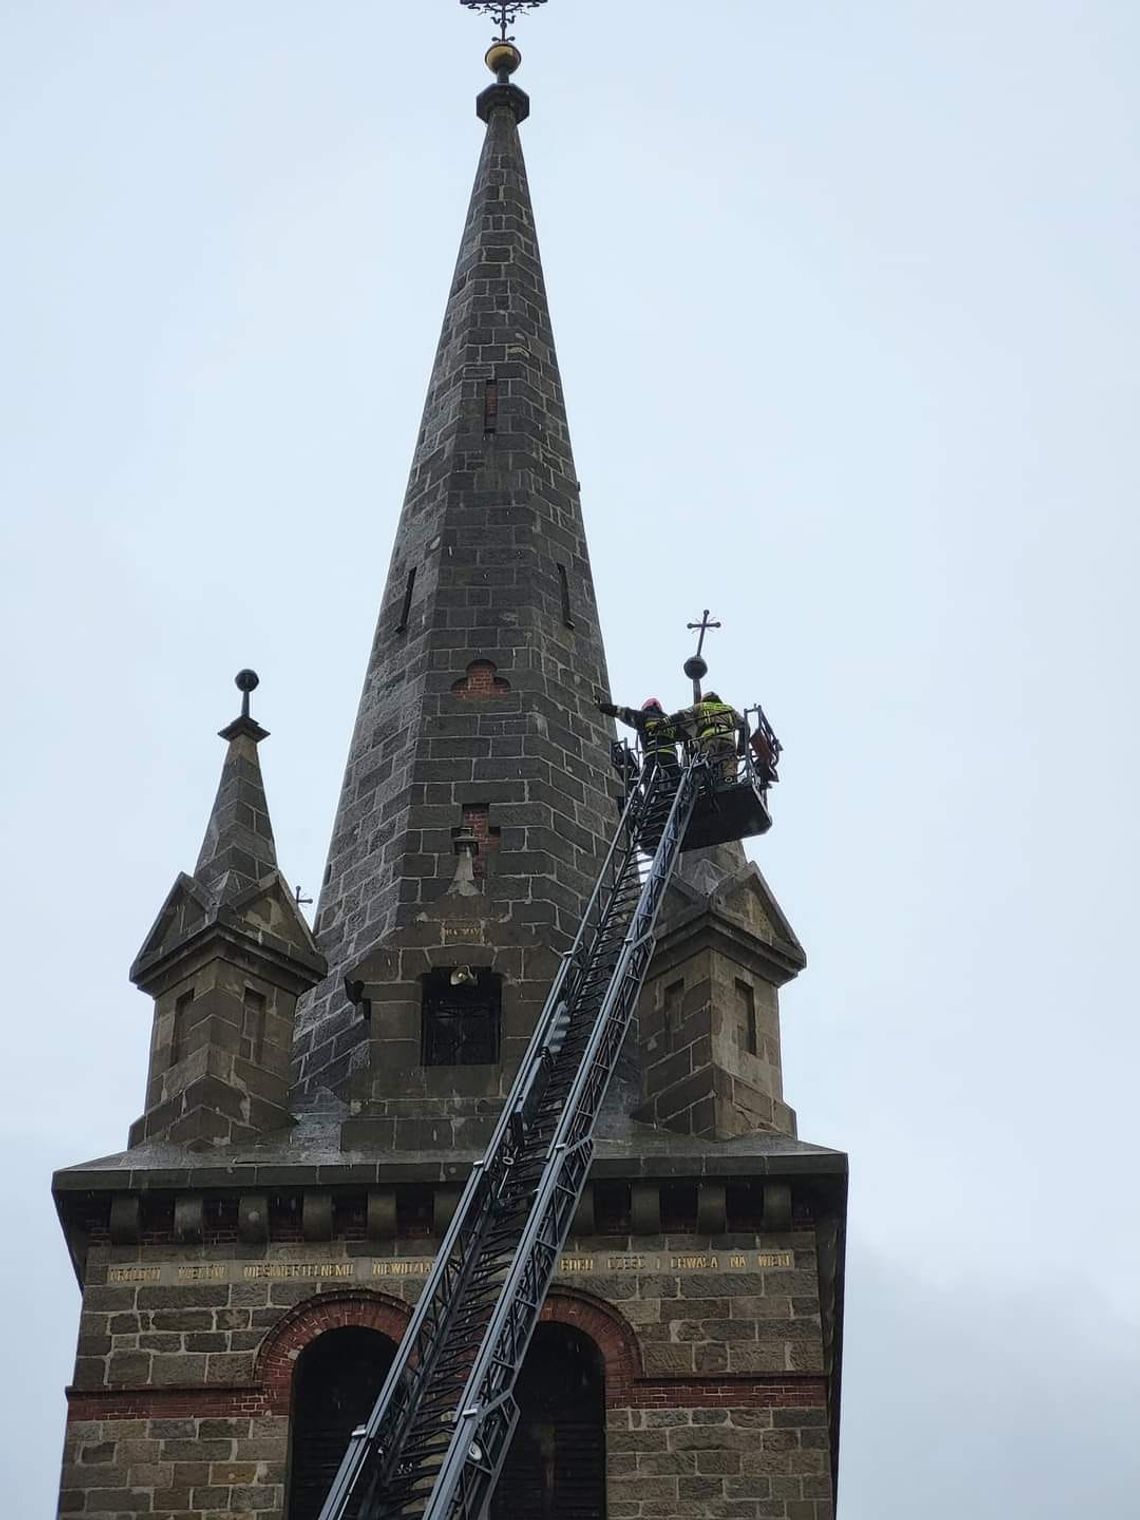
[
  {"xmin": 421, "ymin": 969, "xmax": 502, "ymax": 1066},
  {"xmin": 491, "ymin": 1324, "xmax": 607, "ymax": 1520},
  {"xmin": 286, "ymin": 1328, "xmax": 396, "ymax": 1520}
]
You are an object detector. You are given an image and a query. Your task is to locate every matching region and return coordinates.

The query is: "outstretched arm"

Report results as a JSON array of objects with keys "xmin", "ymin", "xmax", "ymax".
[{"xmin": 598, "ymin": 701, "xmax": 644, "ymax": 733}]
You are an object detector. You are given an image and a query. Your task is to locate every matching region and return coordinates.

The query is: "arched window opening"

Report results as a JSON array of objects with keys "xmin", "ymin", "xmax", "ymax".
[
  {"xmin": 491, "ymin": 1323, "xmax": 607, "ymax": 1520},
  {"xmin": 286, "ymin": 1326, "xmax": 396, "ymax": 1520}
]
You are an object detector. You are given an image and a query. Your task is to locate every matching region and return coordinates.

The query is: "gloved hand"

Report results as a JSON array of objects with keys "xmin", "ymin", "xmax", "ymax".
[{"xmin": 597, "ymin": 701, "xmax": 618, "ymax": 718}]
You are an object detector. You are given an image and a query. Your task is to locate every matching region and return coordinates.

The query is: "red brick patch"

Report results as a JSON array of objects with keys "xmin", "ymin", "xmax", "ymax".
[
  {"xmin": 451, "ymin": 659, "xmax": 510, "ymax": 698},
  {"xmin": 629, "ymin": 1377, "xmax": 828, "ymax": 1409},
  {"xmin": 459, "ymin": 804, "xmax": 502, "ymax": 878},
  {"xmin": 66, "ymin": 1385, "xmax": 266, "ymax": 1420}
]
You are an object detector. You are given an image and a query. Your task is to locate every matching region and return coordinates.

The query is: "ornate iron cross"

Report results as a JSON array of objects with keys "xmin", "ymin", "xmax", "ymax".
[
  {"xmin": 687, "ymin": 609, "xmax": 722, "ymax": 660},
  {"xmin": 460, "ymin": 0, "xmax": 549, "ymax": 43}
]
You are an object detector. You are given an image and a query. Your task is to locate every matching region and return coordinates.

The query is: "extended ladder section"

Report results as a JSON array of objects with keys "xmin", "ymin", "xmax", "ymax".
[{"xmin": 318, "ymin": 754, "xmax": 704, "ymax": 1520}]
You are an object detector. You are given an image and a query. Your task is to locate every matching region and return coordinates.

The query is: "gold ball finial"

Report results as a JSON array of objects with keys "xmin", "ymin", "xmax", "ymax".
[{"xmin": 485, "ymin": 41, "xmax": 522, "ymax": 78}]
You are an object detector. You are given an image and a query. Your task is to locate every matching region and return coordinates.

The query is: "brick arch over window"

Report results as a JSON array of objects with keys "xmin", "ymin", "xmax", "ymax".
[
  {"xmin": 256, "ymin": 1289, "xmax": 412, "ymax": 1415},
  {"xmin": 541, "ymin": 1289, "xmax": 642, "ymax": 1403}
]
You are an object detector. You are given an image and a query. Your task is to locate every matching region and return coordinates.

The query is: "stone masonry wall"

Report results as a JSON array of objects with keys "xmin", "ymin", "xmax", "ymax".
[
  {"xmin": 60, "ymin": 1264, "xmax": 415, "ymax": 1519},
  {"xmin": 60, "ymin": 1414, "xmax": 288, "ymax": 1519},
  {"xmin": 58, "ymin": 1222, "xmax": 832, "ymax": 1519},
  {"xmin": 605, "ymin": 1407, "xmax": 832, "ymax": 1520}
]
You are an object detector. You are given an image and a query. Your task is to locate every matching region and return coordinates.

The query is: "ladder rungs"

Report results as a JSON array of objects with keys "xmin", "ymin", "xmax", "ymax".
[{"xmin": 315, "ymin": 763, "xmax": 699, "ymax": 1520}]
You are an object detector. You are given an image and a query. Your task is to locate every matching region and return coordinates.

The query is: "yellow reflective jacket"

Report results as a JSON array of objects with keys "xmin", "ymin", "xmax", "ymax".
[{"xmin": 671, "ymin": 700, "xmax": 741, "ymax": 746}]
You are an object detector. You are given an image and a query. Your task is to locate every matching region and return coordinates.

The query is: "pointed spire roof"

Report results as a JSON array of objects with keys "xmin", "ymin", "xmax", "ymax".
[
  {"xmin": 294, "ymin": 55, "xmax": 617, "ymax": 1097},
  {"xmin": 131, "ymin": 670, "xmax": 324, "ymax": 988},
  {"xmin": 194, "ymin": 670, "xmax": 277, "ymax": 901}
]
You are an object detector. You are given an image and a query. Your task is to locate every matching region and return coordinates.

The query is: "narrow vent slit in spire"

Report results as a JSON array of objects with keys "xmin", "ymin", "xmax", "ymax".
[
  {"xmin": 396, "ymin": 568, "xmax": 416, "ymax": 634},
  {"xmin": 557, "ymin": 562, "xmax": 574, "ymax": 628}
]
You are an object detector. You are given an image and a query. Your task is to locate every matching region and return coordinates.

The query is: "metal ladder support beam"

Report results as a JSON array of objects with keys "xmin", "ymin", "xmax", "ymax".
[{"xmin": 317, "ymin": 757, "xmax": 703, "ymax": 1520}]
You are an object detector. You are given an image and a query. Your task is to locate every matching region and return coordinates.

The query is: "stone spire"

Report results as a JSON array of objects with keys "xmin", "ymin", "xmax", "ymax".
[
  {"xmin": 128, "ymin": 673, "xmax": 325, "ymax": 1148},
  {"xmin": 294, "ymin": 57, "xmax": 616, "ymax": 1113},
  {"xmin": 193, "ymin": 669, "xmax": 278, "ymax": 901}
]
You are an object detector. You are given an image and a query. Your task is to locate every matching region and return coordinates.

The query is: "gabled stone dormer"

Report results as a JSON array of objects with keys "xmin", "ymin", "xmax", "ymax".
[
  {"xmin": 128, "ymin": 674, "xmax": 325, "ymax": 1148},
  {"xmin": 635, "ymin": 841, "xmax": 806, "ymax": 1139}
]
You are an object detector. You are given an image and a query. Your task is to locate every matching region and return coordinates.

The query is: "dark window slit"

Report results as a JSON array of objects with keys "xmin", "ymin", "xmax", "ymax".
[
  {"xmin": 242, "ymin": 987, "xmax": 267, "ymax": 1064},
  {"xmin": 483, "ymin": 379, "xmax": 499, "ymax": 435},
  {"xmin": 736, "ymin": 978, "xmax": 758, "ymax": 1056},
  {"xmin": 170, "ymin": 988, "xmax": 194, "ymax": 1066},
  {"xmin": 663, "ymin": 979, "xmax": 684, "ymax": 1053},
  {"xmin": 557, "ymin": 562, "xmax": 574, "ymax": 628},
  {"xmin": 396, "ymin": 567, "xmax": 416, "ymax": 634}
]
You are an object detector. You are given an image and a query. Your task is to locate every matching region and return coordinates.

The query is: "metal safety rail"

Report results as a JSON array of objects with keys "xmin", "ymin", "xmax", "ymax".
[
  {"xmin": 318, "ymin": 754, "xmax": 704, "ymax": 1520},
  {"xmin": 742, "ymin": 704, "xmax": 781, "ymax": 791}
]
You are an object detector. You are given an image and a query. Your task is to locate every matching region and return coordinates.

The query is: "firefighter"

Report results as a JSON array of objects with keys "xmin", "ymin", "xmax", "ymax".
[
  {"xmin": 597, "ymin": 697, "xmax": 681, "ymax": 776},
  {"xmin": 669, "ymin": 691, "xmax": 743, "ymax": 784}
]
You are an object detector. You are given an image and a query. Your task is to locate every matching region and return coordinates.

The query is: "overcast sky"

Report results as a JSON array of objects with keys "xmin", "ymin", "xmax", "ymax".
[{"xmin": 3, "ymin": 1, "xmax": 1139, "ymax": 1514}]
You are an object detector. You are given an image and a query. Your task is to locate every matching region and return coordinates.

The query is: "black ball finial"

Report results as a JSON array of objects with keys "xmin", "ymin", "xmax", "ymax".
[
  {"xmin": 683, "ymin": 654, "xmax": 708, "ymax": 703},
  {"xmin": 218, "ymin": 667, "xmax": 268, "ymax": 741},
  {"xmin": 234, "ymin": 668, "xmax": 260, "ymax": 721}
]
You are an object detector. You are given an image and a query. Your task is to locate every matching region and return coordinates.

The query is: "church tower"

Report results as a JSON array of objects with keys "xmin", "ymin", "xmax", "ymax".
[{"xmin": 54, "ymin": 24, "xmax": 846, "ymax": 1520}]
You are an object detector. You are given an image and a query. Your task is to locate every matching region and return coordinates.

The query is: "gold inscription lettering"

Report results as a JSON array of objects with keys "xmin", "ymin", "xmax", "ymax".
[
  {"xmin": 557, "ymin": 1256, "xmax": 595, "ymax": 1273},
  {"xmin": 102, "ymin": 1248, "xmax": 789, "ymax": 1291},
  {"xmin": 241, "ymin": 1263, "xmax": 354, "ymax": 1281},
  {"xmin": 757, "ymin": 1251, "xmax": 795, "ymax": 1269},
  {"xmin": 443, "ymin": 924, "xmax": 484, "ymax": 944}
]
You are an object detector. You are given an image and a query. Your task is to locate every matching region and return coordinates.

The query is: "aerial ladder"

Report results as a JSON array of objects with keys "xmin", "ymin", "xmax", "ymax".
[{"xmin": 318, "ymin": 707, "xmax": 778, "ymax": 1520}]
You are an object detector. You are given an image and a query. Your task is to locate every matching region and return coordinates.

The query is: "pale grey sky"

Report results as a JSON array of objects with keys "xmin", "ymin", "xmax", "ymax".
[{"xmin": 3, "ymin": 1, "xmax": 1139, "ymax": 1514}]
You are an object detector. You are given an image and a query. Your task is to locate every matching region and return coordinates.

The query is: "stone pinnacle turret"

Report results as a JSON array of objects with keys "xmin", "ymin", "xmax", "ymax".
[{"xmin": 128, "ymin": 673, "xmax": 325, "ymax": 1148}]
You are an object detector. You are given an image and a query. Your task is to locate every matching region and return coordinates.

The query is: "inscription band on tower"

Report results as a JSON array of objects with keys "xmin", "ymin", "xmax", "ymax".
[{"xmin": 103, "ymin": 1249, "xmax": 796, "ymax": 1286}]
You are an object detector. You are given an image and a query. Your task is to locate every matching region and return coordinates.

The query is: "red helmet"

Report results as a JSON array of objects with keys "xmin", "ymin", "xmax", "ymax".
[{"xmin": 641, "ymin": 697, "xmax": 664, "ymax": 712}]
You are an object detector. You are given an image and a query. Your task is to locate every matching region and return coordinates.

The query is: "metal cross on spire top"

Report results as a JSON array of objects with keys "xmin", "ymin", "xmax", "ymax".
[
  {"xmin": 687, "ymin": 610, "xmax": 722, "ymax": 661},
  {"xmin": 460, "ymin": 0, "xmax": 549, "ymax": 44},
  {"xmin": 683, "ymin": 611, "xmax": 722, "ymax": 701}
]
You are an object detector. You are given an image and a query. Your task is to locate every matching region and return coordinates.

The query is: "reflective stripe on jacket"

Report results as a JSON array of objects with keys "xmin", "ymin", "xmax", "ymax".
[
  {"xmin": 643, "ymin": 715, "xmax": 680, "ymax": 757},
  {"xmin": 670, "ymin": 700, "xmax": 741, "ymax": 746},
  {"xmin": 696, "ymin": 702, "xmax": 738, "ymax": 744},
  {"xmin": 616, "ymin": 706, "xmax": 680, "ymax": 758}
]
